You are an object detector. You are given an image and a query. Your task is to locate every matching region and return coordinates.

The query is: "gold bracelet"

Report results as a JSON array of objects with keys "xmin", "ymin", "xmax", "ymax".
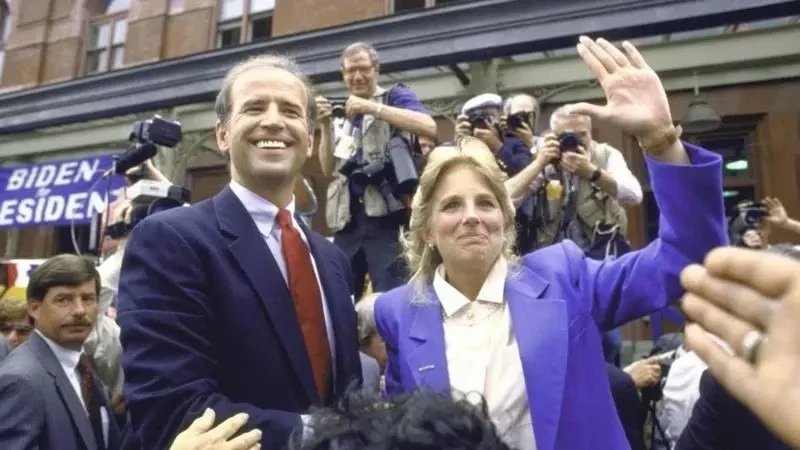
[{"xmin": 637, "ymin": 124, "xmax": 683, "ymax": 155}]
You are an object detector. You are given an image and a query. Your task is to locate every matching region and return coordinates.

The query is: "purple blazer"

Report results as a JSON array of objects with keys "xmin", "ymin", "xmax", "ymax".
[{"xmin": 374, "ymin": 144, "xmax": 728, "ymax": 450}]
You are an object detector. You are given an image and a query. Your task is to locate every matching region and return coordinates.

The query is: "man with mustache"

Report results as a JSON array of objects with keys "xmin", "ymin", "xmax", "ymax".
[{"xmin": 0, "ymin": 254, "xmax": 121, "ymax": 450}]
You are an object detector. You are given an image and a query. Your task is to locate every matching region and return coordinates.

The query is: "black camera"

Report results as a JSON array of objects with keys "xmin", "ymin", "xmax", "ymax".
[
  {"xmin": 328, "ymin": 97, "xmax": 347, "ymax": 120},
  {"xmin": 507, "ymin": 112, "xmax": 532, "ymax": 130},
  {"xmin": 339, "ymin": 136, "xmax": 419, "ymax": 202},
  {"xmin": 737, "ymin": 200, "xmax": 769, "ymax": 227},
  {"xmin": 468, "ymin": 112, "xmax": 494, "ymax": 130},
  {"xmin": 331, "ymin": 103, "xmax": 346, "ymax": 119},
  {"xmin": 114, "ymin": 116, "xmax": 182, "ymax": 176},
  {"xmin": 104, "ymin": 186, "xmax": 190, "ymax": 240},
  {"xmin": 558, "ymin": 132, "xmax": 581, "ymax": 153},
  {"xmin": 129, "ymin": 116, "xmax": 182, "ymax": 147}
]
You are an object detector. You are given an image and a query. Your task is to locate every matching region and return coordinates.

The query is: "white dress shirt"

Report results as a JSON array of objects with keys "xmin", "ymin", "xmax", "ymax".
[
  {"xmin": 229, "ymin": 180, "xmax": 337, "ymax": 362},
  {"xmin": 658, "ymin": 334, "xmax": 732, "ymax": 448},
  {"xmin": 36, "ymin": 330, "xmax": 110, "ymax": 447},
  {"xmin": 602, "ymin": 145, "xmax": 643, "ymax": 206},
  {"xmin": 433, "ymin": 258, "xmax": 536, "ymax": 450}
]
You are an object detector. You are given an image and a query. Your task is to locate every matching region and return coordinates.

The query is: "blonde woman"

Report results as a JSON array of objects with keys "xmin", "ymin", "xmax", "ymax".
[{"xmin": 373, "ymin": 37, "xmax": 728, "ymax": 450}]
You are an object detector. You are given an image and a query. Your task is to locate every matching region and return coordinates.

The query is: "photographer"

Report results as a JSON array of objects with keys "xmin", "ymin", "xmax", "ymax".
[
  {"xmin": 318, "ymin": 42, "xmax": 436, "ymax": 299},
  {"xmin": 503, "ymin": 93, "xmax": 540, "ymax": 156},
  {"xmin": 517, "ymin": 107, "xmax": 642, "ymax": 258},
  {"xmin": 455, "ymin": 93, "xmax": 537, "ymax": 176},
  {"xmin": 730, "ymin": 197, "xmax": 800, "ymax": 250}
]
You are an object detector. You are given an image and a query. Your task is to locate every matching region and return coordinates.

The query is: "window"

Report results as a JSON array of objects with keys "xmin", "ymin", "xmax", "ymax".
[
  {"xmin": 86, "ymin": 20, "xmax": 127, "ymax": 74},
  {"xmin": 97, "ymin": 0, "xmax": 130, "ymax": 15},
  {"xmin": 392, "ymin": 0, "xmax": 464, "ymax": 12},
  {"xmin": 0, "ymin": 1, "xmax": 9, "ymax": 84},
  {"xmin": 168, "ymin": 0, "xmax": 184, "ymax": 15},
  {"xmin": 216, "ymin": 0, "xmax": 274, "ymax": 48},
  {"xmin": 642, "ymin": 115, "xmax": 760, "ymax": 243},
  {"xmin": 0, "ymin": 1, "xmax": 9, "ymax": 41},
  {"xmin": 393, "ymin": 0, "xmax": 426, "ymax": 12},
  {"xmin": 85, "ymin": 0, "xmax": 128, "ymax": 74}
]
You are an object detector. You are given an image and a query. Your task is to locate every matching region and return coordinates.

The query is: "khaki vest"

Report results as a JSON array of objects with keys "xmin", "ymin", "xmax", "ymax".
[
  {"xmin": 535, "ymin": 142, "xmax": 628, "ymax": 247},
  {"xmin": 326, "ymin": 86, "xmax": 404, "ymax": 232}
]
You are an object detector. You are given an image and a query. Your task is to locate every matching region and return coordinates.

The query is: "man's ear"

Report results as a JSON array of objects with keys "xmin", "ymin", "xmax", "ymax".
[
  {"xmin": 306, "ymin": 131, "xmax": 315, "ymax": 159},
  {"xmin": 27, "ymin": 301, "xmax": 40, "ymax": 324},
  {"xmin": 215, "ymin": 120, "xmax": 229, "ymax": 160}
]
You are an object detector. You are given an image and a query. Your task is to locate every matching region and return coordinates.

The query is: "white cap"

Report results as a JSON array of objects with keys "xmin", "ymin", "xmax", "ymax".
[{"xmin": 461, "ymin": 93, "xmax": 503, "ymax": 115}]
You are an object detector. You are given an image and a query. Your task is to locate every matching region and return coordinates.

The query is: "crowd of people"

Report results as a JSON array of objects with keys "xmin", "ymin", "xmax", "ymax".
[{"xmin": 1, "ymin": 33, "xmax": 799, "ymax": 450}]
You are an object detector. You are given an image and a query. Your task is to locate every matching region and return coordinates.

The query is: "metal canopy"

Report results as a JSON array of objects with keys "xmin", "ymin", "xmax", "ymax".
[{"xmin": 0, "ymin": 0, "xmax": 797, "ymax": 134}]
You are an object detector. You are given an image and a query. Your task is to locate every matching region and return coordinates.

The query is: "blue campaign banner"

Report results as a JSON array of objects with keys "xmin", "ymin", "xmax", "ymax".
[{"xmin": 0, "ymin": 155, "xmax": 126, "ymax": 229}]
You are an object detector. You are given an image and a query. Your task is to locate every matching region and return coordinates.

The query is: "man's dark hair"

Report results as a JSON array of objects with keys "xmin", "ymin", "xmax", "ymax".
[
  {"xmin": 214, "ymin": 54, "xmax": 317, "ymax": 129},
  {"xmin": 289, "ymin": 387, "xmax": 513, "ymax": 449},
  {"xmin": 26, "ymin": 254, "xmax": 101, "ymax": 302}
]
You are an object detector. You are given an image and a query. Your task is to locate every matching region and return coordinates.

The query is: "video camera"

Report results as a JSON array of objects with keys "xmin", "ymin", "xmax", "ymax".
[
  {"xmin": 114, "ymin": 116, "xmax": 182, "ymax": 177},
  {"xmin": 104, "ymin": 115, "xmax": 190, "ymax": 239}
]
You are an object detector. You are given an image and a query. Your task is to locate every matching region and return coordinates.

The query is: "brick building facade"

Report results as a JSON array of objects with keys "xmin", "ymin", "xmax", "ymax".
[{"xmin": 0, "ymin": 0, "xmax": 461, "ymax": 90}]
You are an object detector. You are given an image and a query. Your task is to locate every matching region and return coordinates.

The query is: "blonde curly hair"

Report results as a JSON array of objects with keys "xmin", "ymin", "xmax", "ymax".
[{"xmin": 400, "ymin": 136, "xmax": 518, "ymax": 298}]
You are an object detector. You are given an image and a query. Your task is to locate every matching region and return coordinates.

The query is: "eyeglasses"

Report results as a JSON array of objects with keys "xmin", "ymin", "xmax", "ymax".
[{"xmin": 0, "ymin": 323, "xmax": 33, "ymax": 335}]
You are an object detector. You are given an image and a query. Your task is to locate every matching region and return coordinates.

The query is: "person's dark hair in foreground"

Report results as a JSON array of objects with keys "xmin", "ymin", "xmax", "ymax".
[{"xmin": 289, "ymin": 387, "xmax": 514, "ymax": 449}]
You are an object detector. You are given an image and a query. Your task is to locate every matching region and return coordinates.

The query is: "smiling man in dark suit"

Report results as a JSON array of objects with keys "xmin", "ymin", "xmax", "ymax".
[
  {"xmin": 117, "ymin": 55, "xmax": 362, "ymax": 450},
  {"xmin": 0, "ymin": 254, "xmax": 120, "ymax": 450}
]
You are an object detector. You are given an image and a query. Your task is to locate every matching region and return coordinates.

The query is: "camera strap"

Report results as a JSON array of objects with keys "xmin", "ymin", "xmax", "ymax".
[{"xmin": 554, "ymin": 173, "xmax": 579, "ymax": 245}]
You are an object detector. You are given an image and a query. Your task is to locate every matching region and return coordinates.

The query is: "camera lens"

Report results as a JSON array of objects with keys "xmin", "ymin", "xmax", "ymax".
[
  {"xmin": 331, "ymin": 104, "xmax": 346, "ymax": 119},
  {"xmin": 558, "ymin": 132, "xmax": 580, "ymax": 150}
]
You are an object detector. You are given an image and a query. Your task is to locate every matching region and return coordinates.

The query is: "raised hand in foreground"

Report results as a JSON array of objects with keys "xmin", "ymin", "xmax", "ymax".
[{"xmin": 680, "ymin": 247, "xmax": 800, "ymax": 448}]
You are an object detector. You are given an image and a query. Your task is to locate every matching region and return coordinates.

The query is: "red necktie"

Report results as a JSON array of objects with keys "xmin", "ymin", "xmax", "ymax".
[
  {"xmin": 78, "ymin": 354, "xmax": 105, "ymax": 450},
  {"xmin": 276, "ymin": 209, "xmax": 331, "ymax": 403}
]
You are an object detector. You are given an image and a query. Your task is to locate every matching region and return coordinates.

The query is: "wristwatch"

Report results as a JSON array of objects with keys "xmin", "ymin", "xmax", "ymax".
[
  {"xmin": 374, "ymin": 104, "xmax": 385, "ymax": 119},
  {"xmin": 589, "ymin": 168, "xmax": 602, "ymax": 183},
  {"xmin": 638, "ymin": 124, "xmax": 683, "ymax": 155}
]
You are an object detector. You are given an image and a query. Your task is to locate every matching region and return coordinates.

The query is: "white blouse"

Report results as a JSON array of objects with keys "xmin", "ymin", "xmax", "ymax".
[{"xmin": 433, "ymin": 258, "xmax": 536, "ymax": 450}]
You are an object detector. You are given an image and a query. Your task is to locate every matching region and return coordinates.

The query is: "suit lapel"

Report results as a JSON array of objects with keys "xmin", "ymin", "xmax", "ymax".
[
  {"xmin": 505, "ymin": 269, "xmax": 567, "ymax": 450},
  {"xmin": 214, "ymin": 187, "xmax": 317, "ymax": 403},
  {"xmin": 407, "ymin": 286, "xmax": 450, "ymax": 393},
  {"xmin": 29, "ymin": 333, "xmax": 97, "ymax": 450}
]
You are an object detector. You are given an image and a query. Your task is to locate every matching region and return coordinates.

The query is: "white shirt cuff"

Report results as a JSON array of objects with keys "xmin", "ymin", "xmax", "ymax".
[{"xmin": 301, "ymin": 414, "xmax": 313, "ymax": 442}]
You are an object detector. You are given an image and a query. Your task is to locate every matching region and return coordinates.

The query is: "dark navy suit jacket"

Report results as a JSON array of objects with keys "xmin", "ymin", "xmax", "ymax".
[
  {"xmin": 676, "ymin": 370, "xmax": 790, "ymax": 450},
  {"xmin": 498, "ymin": 135, "xmax": 534, "ymax": 176},
  {"xmin": 117, "ymin": 186, "xmax": 362, "ymax": 450},
  {"xmin": 375, "ymin": 144, "xmax": 728, "ymax": 450}
]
